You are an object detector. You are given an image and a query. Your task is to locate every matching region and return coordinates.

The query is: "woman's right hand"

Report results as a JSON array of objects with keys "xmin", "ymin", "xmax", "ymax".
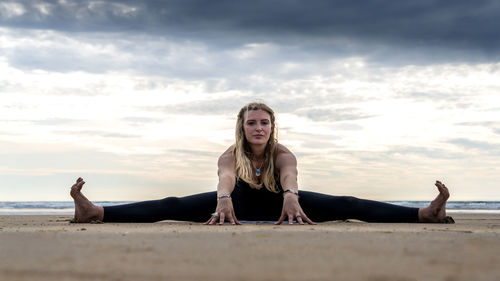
[{"xmin": 204, "ymin": 197, "xmax": 241, "ymax": 225}]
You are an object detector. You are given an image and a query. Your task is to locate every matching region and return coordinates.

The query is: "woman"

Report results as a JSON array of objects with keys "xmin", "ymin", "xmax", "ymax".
[{"xmin": 70, "ymin": 102, "xmax": 453, "ymax": 224}]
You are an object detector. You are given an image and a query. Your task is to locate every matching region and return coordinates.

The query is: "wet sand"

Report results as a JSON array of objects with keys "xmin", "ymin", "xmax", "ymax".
[{"xmin": 1, "ymin": 214, "xmax": 499, "ymax": 281}]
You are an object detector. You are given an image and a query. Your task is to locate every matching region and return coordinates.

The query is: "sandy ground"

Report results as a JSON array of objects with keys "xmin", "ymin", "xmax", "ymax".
[{"xmin": 0, "ymin": 214, "xmax": 499, "ymax": 281}]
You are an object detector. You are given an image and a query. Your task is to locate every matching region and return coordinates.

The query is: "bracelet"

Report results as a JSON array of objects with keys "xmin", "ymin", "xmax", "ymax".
[
  {"xmin": 283, "ymin": 189, "xmax": 299, "ymax": 197},
  {"xmin": 217, "ymin": 194, "xmax": 231, "ymax": 200}
]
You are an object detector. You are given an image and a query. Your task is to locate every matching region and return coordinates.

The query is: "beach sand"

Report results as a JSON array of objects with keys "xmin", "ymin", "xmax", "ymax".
[{"xmin": 1, "ymin": 214, "xmax": 499, "ymax": 281}]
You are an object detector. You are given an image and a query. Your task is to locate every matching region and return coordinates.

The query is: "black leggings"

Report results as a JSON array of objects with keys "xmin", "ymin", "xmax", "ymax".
[{"xmin": 103, "ymin": 181, "xmax": 419, "ymax": 223}]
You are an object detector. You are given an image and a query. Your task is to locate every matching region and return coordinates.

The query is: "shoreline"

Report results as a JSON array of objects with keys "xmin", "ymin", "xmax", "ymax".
[
  {"xmin": 1, "ymin": 214, "xmax": 499, "ymax": 281},
  {"xmin": 2, "ymin": 209, "xmax": 500, "ymax": 216},
  {"xmin": 3, "ymin": 201, "xmax": 499, "ymax": 216}
]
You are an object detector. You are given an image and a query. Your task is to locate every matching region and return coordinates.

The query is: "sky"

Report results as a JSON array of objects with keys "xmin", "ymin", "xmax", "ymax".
[{"xmin": 1, "ymin": 0, "xmax": 499, "ymax": 202}]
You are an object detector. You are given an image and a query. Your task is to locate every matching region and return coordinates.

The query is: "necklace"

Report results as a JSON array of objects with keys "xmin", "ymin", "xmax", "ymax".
[{"xmin": 254, "ymin": 158, "xmax": 264, "ymax": 177}]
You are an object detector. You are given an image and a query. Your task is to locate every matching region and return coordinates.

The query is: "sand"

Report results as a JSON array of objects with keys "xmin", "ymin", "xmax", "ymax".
[{"xmin": 1, "ymin": 214, "xmax": 499, "ymax": 281}]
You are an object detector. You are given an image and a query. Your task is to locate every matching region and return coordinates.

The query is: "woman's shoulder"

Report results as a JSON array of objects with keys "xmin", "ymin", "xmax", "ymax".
[
  {"xmin": 276, "ymin": 143, "xmax": 294, "ymax": 156},
  {"xmin": 218, "ymin": 145, "xmax": 236, "ymax": 165},
  {"xmin": 275, "ymin": 143, "xmax": 297, "ymax": 166},
  {"xmin": 219, "ymin": 145, "xmax": 235, "ymax": 157}
]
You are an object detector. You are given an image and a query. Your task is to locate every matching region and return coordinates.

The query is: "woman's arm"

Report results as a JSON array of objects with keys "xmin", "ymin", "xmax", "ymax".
[
  {"xmin": 275, "ymin": 144, "xmax": 315, "ymax": 225},
  {"xmin": 276, "ymin": 145, "xmax": 299, "ymax": 194},
  {"xmin": 205, "ymin": 145, "xmax": 241, "ymax": 225},
  {"xmin": 216, "ymin": 146, "xmax": 237, "ymax": 196}
]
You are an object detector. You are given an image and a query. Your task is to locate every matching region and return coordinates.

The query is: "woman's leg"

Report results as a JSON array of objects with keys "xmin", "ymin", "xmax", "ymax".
[
  {"xmin": 70, "ymin": 177, "xmax": 216, "ymax": 223},
  {"xmin": 299, "ymin": 193, "xmax": 419, "ymax": 222},
  {"xmin": 299, "ymin": 181, "xmax": 451, "ymax": 223},
  {"xmin": 103, "ymin": 192, "xmax": 216, "ymax": 223}
]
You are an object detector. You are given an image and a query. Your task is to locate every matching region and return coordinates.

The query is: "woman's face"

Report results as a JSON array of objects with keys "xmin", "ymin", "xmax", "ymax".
[{"xmin": 243, "ymin": 109, "xmax": 273, "ymax": 146}]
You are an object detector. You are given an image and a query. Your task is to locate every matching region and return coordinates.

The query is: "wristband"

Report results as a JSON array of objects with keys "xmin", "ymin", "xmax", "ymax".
[
  {"xmin": 217, "ymin": 194, "xmax": 231, "ymax": 200},
  {"xmin": 283, "ymin": 189, "xmax": 299, "ymax": 197}
]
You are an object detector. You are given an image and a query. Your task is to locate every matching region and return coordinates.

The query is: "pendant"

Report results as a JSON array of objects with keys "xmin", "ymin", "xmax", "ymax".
[{"xmin": 256, "ymin": 169, "xmax": 261, "ymax": 177}]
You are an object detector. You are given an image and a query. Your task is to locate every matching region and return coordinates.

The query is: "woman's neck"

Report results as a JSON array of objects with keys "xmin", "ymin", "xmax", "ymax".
[{"xmin": 250, "ymin": 144, "xmax": 266, "ymax": 160}]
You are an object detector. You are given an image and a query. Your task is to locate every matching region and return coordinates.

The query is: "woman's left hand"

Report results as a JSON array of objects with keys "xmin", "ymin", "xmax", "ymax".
[{"xmin": 275, "ymin": 194, "xmax": 316, "ymax": 225}]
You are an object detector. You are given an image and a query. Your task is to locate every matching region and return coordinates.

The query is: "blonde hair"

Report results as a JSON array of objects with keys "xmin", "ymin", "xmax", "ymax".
[{"xmin": 233, "ymin": 102, "xmax": 279, "ymax": 193}]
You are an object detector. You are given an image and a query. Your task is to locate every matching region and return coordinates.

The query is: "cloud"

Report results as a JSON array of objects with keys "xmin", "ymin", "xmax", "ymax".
[
  {"xmin": 140, "ymin": 92, "xmax": 373, "ymax": 119},
  {"xmin": 449, "ymin": 138, "xmax": 499, "ymax": 152},
  {"xmin": 457, "ymin": 121, "xmax": 500, "ymax": 127},
  {"xmin": 141, "ymin": 95, "xmax": 253, "ymax": 116},
  {"xmin": 121, "ymin": 116, "xmax": 163, "ymax": 125},
  {"xmin": 385, "ymin": 146, "xmax": 465, "ymax": 160},
  {"xmin": 2, "ymin": 1, "xmax": 500, "ymax": 201},
  {"xmin": 456, "ymin": 121, "xmax": 500, "ymax": 135},
  {"xmin": 59, "ymin": 130, "xmax": 140, "ymax": 139},
  {"xmin": 0, "ymin": 2, "xmax": 26, "ymax": 18},
  {"xmin": 0, "ymin": 148, "xmax": 125, "ymax": 171},
  {"xmin": 28, "ymin": 118, "xmax": 78, "ymax": 125},
  {"xmin": 1, "ymin": 0, "xmax": 499, "ymax": 65},
  {"xmin": 296, "ymin": 107, "xmax": 374, "ymax": 122},
  {"xmin": 165, "ymin": 149, "xmax": 220, "ymax": 159}
]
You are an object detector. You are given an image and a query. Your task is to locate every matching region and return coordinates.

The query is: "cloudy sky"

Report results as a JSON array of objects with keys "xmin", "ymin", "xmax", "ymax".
[{"xmin": 1, "ymin": 0, "xmax": 499, "ymax": 202}]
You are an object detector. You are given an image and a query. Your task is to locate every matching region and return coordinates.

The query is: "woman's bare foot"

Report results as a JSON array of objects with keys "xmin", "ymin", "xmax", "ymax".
[
  {"xmin": 70, "ymin": 177, "xmax": 104, "ymax": 223},
  {"xmin": 418, "ymin": 181, "xmax": 454, "ymax": 223}
]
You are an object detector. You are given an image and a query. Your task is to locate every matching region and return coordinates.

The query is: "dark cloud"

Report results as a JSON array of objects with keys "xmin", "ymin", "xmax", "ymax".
[
  {"xmin": 6, "ymin": 43, "xmax": 127, "ymax": 74},
  {"xmin": 1, "ymin": 0, "xmax": 499, "ymax": 64}
]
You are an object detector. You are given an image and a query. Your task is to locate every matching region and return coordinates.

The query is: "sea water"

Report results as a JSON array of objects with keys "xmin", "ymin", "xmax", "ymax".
[{"xmin": 0, "ymin": 201, "xmax": 499, "ymax": 215}]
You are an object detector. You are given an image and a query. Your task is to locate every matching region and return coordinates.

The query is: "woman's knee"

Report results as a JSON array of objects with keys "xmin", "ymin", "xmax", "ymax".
[
  {"xmin": 339, "ymin": 196, "xmax": 361, "ymax": 205},
  {"xmin": 159, "ymin": 196, "xmax": 180, "ymax": 207}
]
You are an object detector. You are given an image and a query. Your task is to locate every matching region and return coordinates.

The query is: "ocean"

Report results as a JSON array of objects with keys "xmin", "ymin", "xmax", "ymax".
[{"xmin": 0, "ymin": 201, "xmax": 499, "ymax": 215}]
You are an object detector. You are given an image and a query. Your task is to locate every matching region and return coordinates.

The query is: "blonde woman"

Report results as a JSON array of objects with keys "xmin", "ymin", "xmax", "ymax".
[{"xmin": 70, "ymin": 102, "xmax": 453, "ymax": 224}]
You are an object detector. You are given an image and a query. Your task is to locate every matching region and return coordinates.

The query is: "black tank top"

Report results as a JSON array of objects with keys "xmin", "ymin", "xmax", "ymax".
[{"xmin": 235, "ymin": 174, "xmax": 283, "ymax": 193}]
